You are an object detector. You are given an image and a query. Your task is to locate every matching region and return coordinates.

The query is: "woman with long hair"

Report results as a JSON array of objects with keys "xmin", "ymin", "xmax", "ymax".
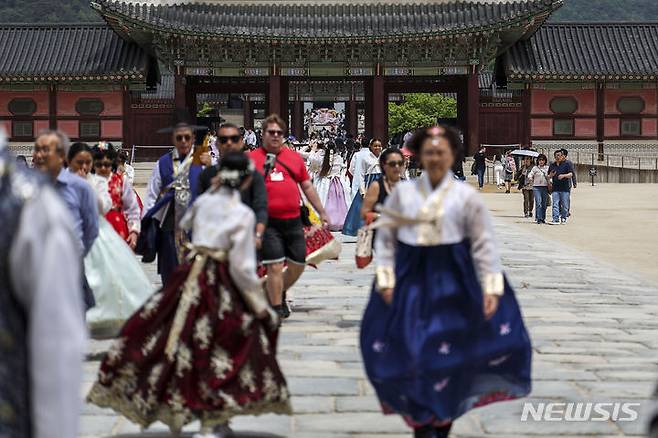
[
  {"xmin": 360, "ymin": 126, "xmax": 532, "ymax": 438},
  {"xmin": 67, "ymin": 142, "xmax": 153, "ymax": 335},
  {"xmin": 342, "ymin": 138, "xmax": 383, "ymax": 236},
  {"xmin": 314, "ymin": 140, "xmax": 352, "ymax": 231},
  {"xmin": 88, "ymin": 152, "xmax": 291, "ymax": 438},
  {"xmin": 93, "ymin": 144, "xmax": 141, "ymax": 249}
]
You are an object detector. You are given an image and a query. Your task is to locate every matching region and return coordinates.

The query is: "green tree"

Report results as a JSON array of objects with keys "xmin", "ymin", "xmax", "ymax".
[{"xmin": 388, "ymin": 93, "xmax": 457, "ymax": 136}]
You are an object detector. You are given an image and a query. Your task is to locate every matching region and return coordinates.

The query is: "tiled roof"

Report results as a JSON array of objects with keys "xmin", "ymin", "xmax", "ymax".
[
  {"xmin": 92, "ymin": 0, "xmax": 562, "ymax": 42},
  {"xmin": 0, "ymin": 23, "xmax": 153, "ymax": 82},
  {"xmin": 506, "ymin": 23, "xmax": 658, "ymax": 80}
]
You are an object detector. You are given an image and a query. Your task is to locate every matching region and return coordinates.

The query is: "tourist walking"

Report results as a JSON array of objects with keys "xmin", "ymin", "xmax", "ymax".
[
  {"xmin": 32, "ymin": 130, "xmax": 99, "ymax": 309},
  {"xmin": 67, "ymin": 143, "xmax": 153, "ymax": 334},
  {"xmin": 527, "ymin": 154, "xmax": 551, "ymax": 224},
  {"xmin": 360, "ymin": 126, "xmax": 532, "ymax": 438},
  {"xmin": 88, "ymin": 153, "xmax": 291, "ymax": 438},
  {"xmin": 314, "ymin": 141, "xmax": 352, "ymax": 231},
  {"xmin": 473, "ymin": 146, "xmax": 487, "ymax": 189},
  {"xmin": 141, "ymin": 110, "xmax": 210, "ymax": 285},
  {"xmin": 249, "ymin": 114, "xmax": 329, "ymax": 319},
  {"xmin": 503, "ymin": 151, "xmax": 517, "ymax": 193},
  {"xmin": 1, "ymin": 140, "xmax": 87, "ymax": 438},
  {"xmin": 493, "ymin": 153, "xmax": 504, "ymax": 189},
  {"xmin": 518, "ymin": 157, "xmax": 535, "ymax": 218},
  {"xmin": 548, "ymin": 149, "xmax": 574, "ymax": 225},
  {"xmin": 93, "ymin": 144, "xmax": 141, "ymax": 249},
  {"xmin": 361, "ymin": 148, "xmax": 404, "ymax": 223},
  {"xmin": 343, "ymin": 138, "xmax": 383, "ymax": 236},
  {"xmin": 198, "ymin": 123, "xmax": 268, "ymax": 249}
]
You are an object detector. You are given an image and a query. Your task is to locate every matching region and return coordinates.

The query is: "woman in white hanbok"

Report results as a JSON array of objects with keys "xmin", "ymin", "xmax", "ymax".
[
  {"xmin": 313, "ymin": 142, "xmax": 352, "ymax": 231},
  {"xmin": 67, "ymin": 143, "xmax": 153, "ymax": 334}
]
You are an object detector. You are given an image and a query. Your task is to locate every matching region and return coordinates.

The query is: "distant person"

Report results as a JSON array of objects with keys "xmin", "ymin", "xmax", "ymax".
[
  {"xmin": 527, "ymin": 153, "xmax": 551, "ymax": 224},
  {"xmin": 473, "ymin": 147, "xmax": 487, "ymax": 189},
  {"xmin": 517, "ymin": 156, "xmax": 535, "ymax": 218},
  {"xmin": 15, "ymin": 154, "xmax": 28, "ymax": 167},
  {"xmin": 548, "ymin": 149, "xmax": 574, "ymax": 225},
  {"xmin": 503, "ymin": 151, "xmax": 517, "ymax": 194},
  {"xmin": 493, "ymin": 154, "xmax": 504, "ymax": 189}
]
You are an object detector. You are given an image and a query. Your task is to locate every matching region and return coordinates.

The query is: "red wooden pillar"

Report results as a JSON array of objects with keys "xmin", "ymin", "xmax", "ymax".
[
  {"xmin": 466, "ymin": 70, "xmax": 480, "ymax": 157},
  {"xmin": 122, "ymin": 85, "xmax": 132, "ymax": 149},
  {"xmin": 364, "ymin": 77, "xmax": 374, "ymax": 139},
  {"xmin": 243, "ymin": 97, "xmax": 254, "ymax": 130},
  {"xmin": 596, "ymin": 82, "xmax": 605, "ymax": 160},
  {"xmin": 174, "ymin": 73, "xmax": 187, "ymax": 110},
  {"xmin": 371, "ymin": 74, "xmax": 387, "ymax": 142},
  {"xmin": 346, "ymin": 96, "xmax": 358, "ymax": 137},
  {"xmin": 291, "ymin": 99, "xmax": 304, "ymax": 140},
  {"xmin": 522, "ymin": 85, "xmax": 532, "ymax": 148},
  {"xmin": 48, "ymin": 84, "xmax": 57, "ymax": 130}
]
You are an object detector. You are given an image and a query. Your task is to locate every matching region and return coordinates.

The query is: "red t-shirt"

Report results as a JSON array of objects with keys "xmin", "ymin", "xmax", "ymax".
[{"xmin": 250, "ymin": 147, "xmax": 310, "ymax": 219}]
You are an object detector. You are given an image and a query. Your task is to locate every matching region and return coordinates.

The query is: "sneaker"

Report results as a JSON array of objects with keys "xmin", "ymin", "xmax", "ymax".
[
  {"xmin": 281, "ymin": 290, "xmax": 291, "ymax": 319},
  {"xmin": 561, "ymin": 218, "xmax": 568, "ymax": 225},
  {"xmin": 547, "ymin": 220, "xmax": 560, "ymax": 225}
]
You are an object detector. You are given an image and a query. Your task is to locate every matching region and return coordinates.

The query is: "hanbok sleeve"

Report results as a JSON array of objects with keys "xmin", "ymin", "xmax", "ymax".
[
  {"xmin": 92, "ymin": 175, "xmax": 112, "ymax": 215},
  {"xmin": 373, "ymin": 186, "xmax": 400, "ymax": 291},
  {"xmin": 143, "ymin": 164, "xmax": 161, "ymax": 216},
  {"xmin": 10, "ymin": 188, "xmax": 86, "ymax": 438},
  {"xmin": 228, "ymin": 210, "xmax": 272, "ymax": 318},
  {"xmin": 121, "ymin": 178, "xmax": 141, "ymax": 233},
  {"xmin": 464, "ymin": 191, "xmax": 504, "ymax": 296}
]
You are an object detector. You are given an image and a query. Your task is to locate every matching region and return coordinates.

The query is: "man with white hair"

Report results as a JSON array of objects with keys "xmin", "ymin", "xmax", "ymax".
[
  {"xmin": 1, "ymin": 134, "xmax": 87, "ymax": 438},
  {"xmin": 32, "ymin": 130, "xmax": 99, "ymax": 309}
]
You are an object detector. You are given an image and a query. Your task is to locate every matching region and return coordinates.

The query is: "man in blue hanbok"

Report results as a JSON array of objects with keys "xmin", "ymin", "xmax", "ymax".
[{"xmin": 141, "ymin": 110, "xmax": 210, "ymax": 285}]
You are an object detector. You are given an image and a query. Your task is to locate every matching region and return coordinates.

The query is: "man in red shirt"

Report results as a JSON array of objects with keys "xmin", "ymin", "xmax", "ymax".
[{"xmin": 250, "ymin": 114, "xmax": 329, "ymax": 319}]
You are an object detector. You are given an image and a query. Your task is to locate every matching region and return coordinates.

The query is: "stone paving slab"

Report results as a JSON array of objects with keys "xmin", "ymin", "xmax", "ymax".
[{"xmin": 80, "ymin": 216, "xmax": 658, "ymax": 437}]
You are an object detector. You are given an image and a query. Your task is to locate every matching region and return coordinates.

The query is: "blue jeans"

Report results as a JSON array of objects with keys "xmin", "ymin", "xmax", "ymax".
[
  {"xmin": 533, "ymin": 187, "xmax": 549, "ymax": 223},
  {"xmin": 476, "ymin": 167, "xmax": 485, "ymax": 188},
  {"xmin": 552, "ymin": 191, "xmax": 571, "ymax": 222}
]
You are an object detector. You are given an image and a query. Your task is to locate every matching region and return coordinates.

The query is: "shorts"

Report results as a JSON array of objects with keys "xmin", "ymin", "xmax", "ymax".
[{"xmin": 260, "ymin": 217, "xmax": 306, "ymax": 265}]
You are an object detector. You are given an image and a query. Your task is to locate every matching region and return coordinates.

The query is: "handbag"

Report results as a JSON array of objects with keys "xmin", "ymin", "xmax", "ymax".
[
  {"xmin": 305, "ymin": 226, "xmax": 341, "ymax": 265},
  {"xmin": 355, "ymin": 226, "xmax": 374, "ymax": 269},
  {"xmin": 470, "ymin": 161, "xmax": 477, "ymax": 176}
]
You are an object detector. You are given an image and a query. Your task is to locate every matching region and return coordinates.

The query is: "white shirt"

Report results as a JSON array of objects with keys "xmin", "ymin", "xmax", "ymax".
[
  {"xmin": 180, "ymin": 188, "xmax": 270, "ymax": 315},
  {"xmin": 9, "ymin": 185, "xmax": 87, "ymax": 438},
  {"xmin": 375, "ymin": 173, "xmax": 504, "ymax": 296}
]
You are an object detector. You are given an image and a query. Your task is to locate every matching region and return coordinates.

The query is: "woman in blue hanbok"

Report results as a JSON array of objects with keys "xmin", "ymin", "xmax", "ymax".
[
  {"xmin": 360, "ymin": 127, "xmax": 532, "ymax": 438},
  {"xmin": 67, "ymin": 143, "xmax": 154, "ymax": 335},
  {"xmin": 342, "ymin": 138, "xmax": 382, "ymax": 236}
]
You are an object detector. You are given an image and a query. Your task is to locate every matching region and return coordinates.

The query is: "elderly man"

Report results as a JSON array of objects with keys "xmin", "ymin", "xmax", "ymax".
[
  {"xmin": 2, "ymin": 139, "xmax": 86, "ymax": 438},
  {"xmin": 198, "ymin": 123, "xmax": 268, "ymax": 249},
  {"xmin": 32, "ymin": 130, "xmax": 98, "ymax": 309},
  {"xmin": 249, "ymin": 114, "xmax": 329, "ymax": 319},
  {"xmin": 142, "ymin": 111, "xmax": 210, "ymax": 285}
]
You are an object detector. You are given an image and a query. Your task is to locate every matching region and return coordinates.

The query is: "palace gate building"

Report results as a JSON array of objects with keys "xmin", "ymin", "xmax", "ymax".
[{"xmin": 2, "ymin": 0, "xmax": 658, "ymax": 160}]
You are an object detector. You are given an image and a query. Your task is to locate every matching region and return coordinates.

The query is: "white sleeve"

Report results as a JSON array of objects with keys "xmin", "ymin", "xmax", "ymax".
[
  {"xmin": 373, "ymin": 186, "xmax": 400, "ymax": 290},
  {"xmin": 228, "ymin": 210, "xmax": 271, "ymax": 316},
  {"xmin": 464, "ymin": 192, "xmax": 504, "ymax": 296},
  {"xmin": 92, "ymin": 176, "xmax": 112, "ymax": 215},
  {"xmin": 10, "ymin": 188, "xmax": 86, "ymax": 438},
  {"xmin": 122, "ymin": 178, "xmax": 141, "ymax": 233},
  {"xmin": 125, "ymin": 165, "xmax": 135, "ymax": 186},
  {"xmin": 143, "ymin": 163, "xmax": 161, "ymax": 217}
]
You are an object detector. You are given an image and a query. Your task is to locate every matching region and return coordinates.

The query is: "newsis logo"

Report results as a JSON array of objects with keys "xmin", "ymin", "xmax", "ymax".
[{"xmin": 521, "ymin": 402, "xmax": 641, "ymax": 422}]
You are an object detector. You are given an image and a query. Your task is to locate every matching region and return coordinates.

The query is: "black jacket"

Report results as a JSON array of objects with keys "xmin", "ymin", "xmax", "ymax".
[{"xmin": 197, "ymin": 166, "xmax": 268, "ymax": 227}]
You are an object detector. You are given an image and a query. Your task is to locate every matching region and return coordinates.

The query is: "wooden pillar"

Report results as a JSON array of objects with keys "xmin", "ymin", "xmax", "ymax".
[
  {"xmin": 463, "ymin": 70, "xmax": 480, "ymax": 156},
  {"xmin": 522, "ymin": 85, "xmax": 532, "ymax": 149},
  {"xmin": 48, "ymin": 85, "xmax": 57, "ymax": 130},
  {"xmin": 364, "ymin": 78, "xmax": 374, "ymax": 139},
  {"xmin": 267, "ymin": 74, "xmax": 282, "ymax": 117},
  {"xmin": 291, "ymin": 99, "xmax": 304, "ymax": 139},
  {"xmin": 371, "ymin": 74, "xmax": 387, "ymax": 142},
  {"xmin": 346, "ymin": 96, "xmax": 358, "ymax": 137},
  {"xmin": 243, "ymin": 97, "xmax": 254, "ymax": 130},
  {"xmin": 185, "ymin": 80, "xmax": 196, "ymax": 120},
  {"xmin": 596, "ymin": 82, "xmax": 605, "ymax": 160},
  {"xmin": 174, "ymin": 73, "xmax": 187, "ymax": 110},
  {"xmin": 122, "ymin": 85, "xmax": 132, "ymax": 149},
  {"xmin": 457, "ymin": 77, "xmax": 468, "ymax": 146}
]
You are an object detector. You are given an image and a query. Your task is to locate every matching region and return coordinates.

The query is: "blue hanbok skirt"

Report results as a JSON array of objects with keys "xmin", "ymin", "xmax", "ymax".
[
  {"xmin": 360, "ymin": 240, "xmax": 532, "ymax": 428},
  {"xmin": 342, "ymin": 173, "xmax": 381, "ymax": 237}
]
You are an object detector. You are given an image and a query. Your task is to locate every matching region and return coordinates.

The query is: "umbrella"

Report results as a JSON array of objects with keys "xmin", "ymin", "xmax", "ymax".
[{"xmin": 511, "ymin": 149, "xmax": 540, "ymax": 158}]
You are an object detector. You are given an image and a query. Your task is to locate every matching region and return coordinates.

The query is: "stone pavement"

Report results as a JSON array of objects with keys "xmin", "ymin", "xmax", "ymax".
[{"xmin": 80, "ymin": 217, "xmax": 658, "ymax": 437}]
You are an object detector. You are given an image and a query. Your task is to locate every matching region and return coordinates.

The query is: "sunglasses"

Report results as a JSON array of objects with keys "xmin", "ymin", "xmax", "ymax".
[
  {"xmin": 386, "ymin": 160, "xmax": 405, "ymax": 167},
  {"xmin": 218, "ymin": 135, "xmax": 242, "ymax": 144},
  {"xmin": 94, "ymin": 161, "xmax": 113, "ymax": 168},
  {"xmin": 266, "ymin": 130, "xmax": 284, "ymax": 137},
  {"xmin": 175, "ymin": 134, "xmax": 192, "ymax": 142}
]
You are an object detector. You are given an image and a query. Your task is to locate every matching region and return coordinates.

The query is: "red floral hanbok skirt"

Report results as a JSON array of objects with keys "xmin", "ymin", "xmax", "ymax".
[
  {"xmin": 105, "ymin": 209, "xmax": 130, "ymax": 241},
  {"xmin": 87, "ymin": 251, "xmax": 291, "ymax": 432}
]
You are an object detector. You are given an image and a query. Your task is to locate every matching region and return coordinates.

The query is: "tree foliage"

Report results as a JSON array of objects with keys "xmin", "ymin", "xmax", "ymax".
[{"xmin": 388, "ymin": 93, "xmax": 457, "ymax": 136}]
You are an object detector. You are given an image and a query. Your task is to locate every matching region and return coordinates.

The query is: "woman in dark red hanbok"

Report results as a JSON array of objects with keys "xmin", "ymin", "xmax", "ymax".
[{"xmin": 88, "ymin": 153, "xmax": 291, "ymax": 437}]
